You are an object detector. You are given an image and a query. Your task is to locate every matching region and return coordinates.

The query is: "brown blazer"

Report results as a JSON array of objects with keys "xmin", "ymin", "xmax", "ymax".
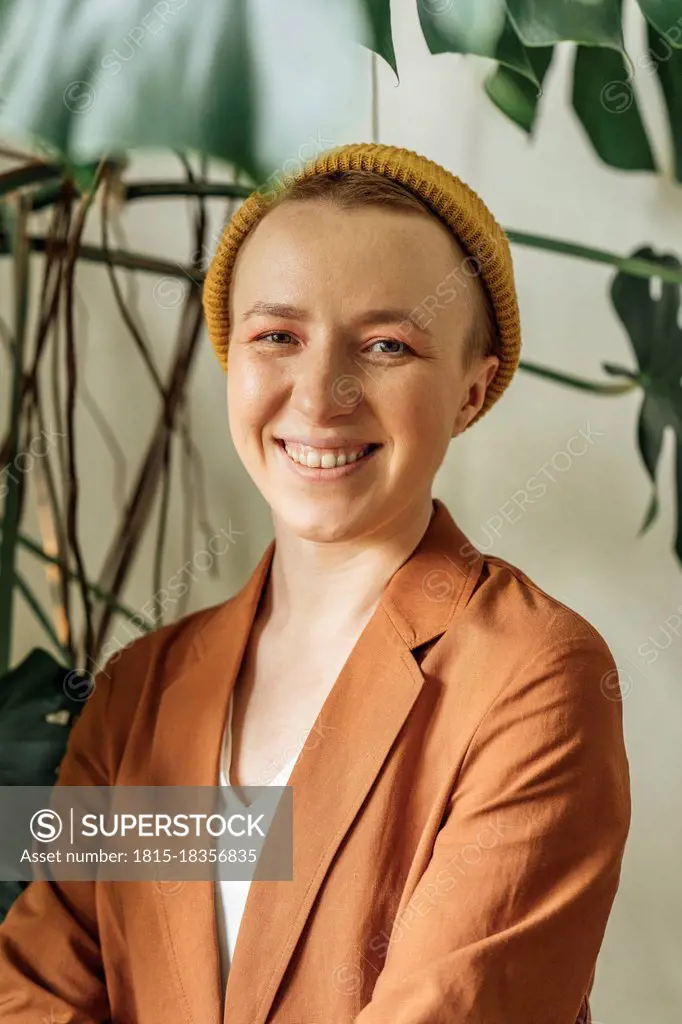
[{"xmin": 0, "ymin": 497, "xmax": 631, "ymax": 1024}]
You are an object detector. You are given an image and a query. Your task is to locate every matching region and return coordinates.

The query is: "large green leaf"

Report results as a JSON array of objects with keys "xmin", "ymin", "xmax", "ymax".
[
  {"xmin": 412, "ymin": 1, "xmax": 669, "ymax": 178},
  {"xmin": 635, "ymin": 394, "xmax": 666, "ymax": 533},
  {"xmin": 417, "ymin": 0, "xmax": 540, "ymax": 86},
  {"xmin": 610, "ymin": 247, "xmax": 682, "ymax": 560},
  {"xmin": 0, "ymin": 0, "xmax": 371, "ymax": 181},
  {"xmin": 361, "ymin": 0, "xmax": 397, "ymax": 75},
  {"xmin": 484, "ymin": 43, "xmax": 554, "ymax": 133},
  {"xmin": 506, "ymin": 0, "xmax": 624, "ymax": 49},
  {"xmin": 0, "ymin": 647, "xmax": 88, "ymax": 920},
  {"xmin": 0, "ymin": 648, "xmax": 87, "ymax": 784},
  {"xmin": 572, "ymin": 44, "xmax": 656, "ymax": 171},
  {"xmin": 647, "ymin": 22, "xmax": 682, "ymax": 181},
  {"xmin": 636, "ymin": 0, "xmax": 682, "ymax": 45}
]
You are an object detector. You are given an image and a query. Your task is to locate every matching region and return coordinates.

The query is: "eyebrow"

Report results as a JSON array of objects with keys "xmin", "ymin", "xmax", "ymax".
[{"xmin": 238, "ymin": 301, "xmax": 435, "ymax": 338}]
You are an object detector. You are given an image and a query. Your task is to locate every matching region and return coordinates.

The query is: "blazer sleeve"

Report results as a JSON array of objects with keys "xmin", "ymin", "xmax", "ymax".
[
  {"xmin": 0, "ymin": 655, "xmax": 119, "ymax": 1023},
  {"xmin": 354, "ymin": 632, "xmax": 632, "ymax": 1024}
]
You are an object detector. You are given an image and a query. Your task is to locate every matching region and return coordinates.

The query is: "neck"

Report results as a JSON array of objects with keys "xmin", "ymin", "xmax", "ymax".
[{"xmin": 263, "ymin": 496, "xmax": 436, "ymax": 636}]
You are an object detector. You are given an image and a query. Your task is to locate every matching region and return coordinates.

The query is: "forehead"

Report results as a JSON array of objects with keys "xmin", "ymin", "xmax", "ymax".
[{"xmin": 229, "ymin": 200, "xmax": 475, "ymax": 313}]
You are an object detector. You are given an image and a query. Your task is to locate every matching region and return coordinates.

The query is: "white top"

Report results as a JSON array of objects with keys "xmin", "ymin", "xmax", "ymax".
[{"xmin": 214, "ymin": 692, "xmax": 299, "ymax": 993}]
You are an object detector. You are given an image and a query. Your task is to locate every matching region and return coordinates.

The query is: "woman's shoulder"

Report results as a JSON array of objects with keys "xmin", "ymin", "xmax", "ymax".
[
  {"xmin": 424, "ymin": 499, "xmax": 613, "ymax": 667},
  {"xmin": 467, "ymin": 548, "xmax": 615, "ymax": 661},
  {"xmin": 99, "ymin": 595, "xmax": 235, "ymax": 691},
  {"xmin": 446, "ymin": 552, "xmax": 628, "ymax": 773},
  {"xmin": 445, "ymin": 548, "xmax": 624, "ymax": 714}
]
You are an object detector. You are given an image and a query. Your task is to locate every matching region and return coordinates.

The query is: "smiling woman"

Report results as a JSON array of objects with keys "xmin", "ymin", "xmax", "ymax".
[
  {"xmin": 212, "ymin": 157, "xmax": 504, "ymax": 548},
  {"xmin": 0, "ymin": 142, "xmax": 631, "ymax": 1024}
]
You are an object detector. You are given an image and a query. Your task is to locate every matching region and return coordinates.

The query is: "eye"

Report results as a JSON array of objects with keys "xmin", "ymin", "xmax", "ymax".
[
  {"xmin": 256, "ymin": 331, "xmax": 295, "ymax": 345},
  {"xmin": 366, "ymin": 338, "xmax": 413, "ymax": 356}
]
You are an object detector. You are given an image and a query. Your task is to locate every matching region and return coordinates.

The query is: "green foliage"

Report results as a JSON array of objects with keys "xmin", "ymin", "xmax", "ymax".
[
  {"xmin": 610, "ymin": 248, "xmax": 682, "ymax": 560},
  {"xmin": 0, "ymin": 649, "xmax": 88, "ymax": 920},
  {"xmin": 0, "ymin": 0, "xmax": 373, "ymax": 182},
  {"xmin": 417, "ymin": 0, "xmax": 682, "ymax": 181}
]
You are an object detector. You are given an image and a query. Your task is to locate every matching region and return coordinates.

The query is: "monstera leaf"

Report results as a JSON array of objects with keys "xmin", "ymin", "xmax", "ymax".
[
  {"xmin": 0, "ymin": 647, "xmax": 87, "ymax": 921},
  {"xmin": 609, "ymin": 247, "xmax": 682, "ymax": 561},
  {"xmin": 415, "ymin": 0, "xmax": 682, "ymax": 179},
  {"xmin": 572, "ymin": 42, "xmax": 656, "ymax": 173},
  {"xmin": 648, "ymin": 20, "xmax": 682, "ymax": 182},
  {"xmin": 417, "ymin": 0, "xmax": 542, "ymax": 86},
  {"xmin": 0, "ymin": 0, "xmax": 372, "ymax": 181},
  {"xmin": 2, "ymin": 1, "xmax": 681, "ymax": 179},
  {"xmin": 484, "ymin": 43, "xmax": 554, "ymax": 134}
]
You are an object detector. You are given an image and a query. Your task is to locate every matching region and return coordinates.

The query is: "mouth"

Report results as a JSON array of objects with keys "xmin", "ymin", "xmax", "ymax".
[{"xmin": 273, "ymin": 438, "xmax": 383, "ymax": 479}]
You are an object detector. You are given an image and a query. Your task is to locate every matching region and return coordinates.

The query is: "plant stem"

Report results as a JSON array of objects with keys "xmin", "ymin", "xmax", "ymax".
[
  {"xmin": 0, "ymin": 519, "xmax": 152, "ymax": 632},
  {"xmin": 0, "ymin": 163, "xmax": 62, "ymax": 199},
  {"xmin": 27, "ymin": 178, "xmax": 253, "ymax": 212},
  {"xmin": 519, "ymin": 359, "xmax": 641, "ymax": 393},
  {"xmin": 3, "ymin": 229, "xmax": 682, "ymax": 290},
  {"xmin": 0, "ymin": 196, "xmax": 30, "ymax": 676},
  {"xmin": 14, "ymin": 570, "xmax": 72, "ymax": 664},
  {"xmin": 2, "ymin": 161, "xmax": 682, "ymax": 284},
  {"xmin": 0, "ymin": 232, "xmax": 202, "ymax": 282},
  {"xmin": 5, "ymin": 180, "xmax": 682, "ymax": 284},
  {"xmin": 125, "ymin": 180, "xmax": 253, "ymax": 201},
  {"xmin": 507, "ymin": 230, "xmax": 682, "ymax": 285}
]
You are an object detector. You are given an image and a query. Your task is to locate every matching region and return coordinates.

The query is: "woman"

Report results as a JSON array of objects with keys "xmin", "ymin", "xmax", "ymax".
[{"xmin": 0, "ymin": 142, "xmax": 631, "ymax": 1023}]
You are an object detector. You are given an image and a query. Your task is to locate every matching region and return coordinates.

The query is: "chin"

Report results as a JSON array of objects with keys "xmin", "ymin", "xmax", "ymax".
[{"xmin": 270, "ymin": 494, "xmax": 377, "ymax": 544}]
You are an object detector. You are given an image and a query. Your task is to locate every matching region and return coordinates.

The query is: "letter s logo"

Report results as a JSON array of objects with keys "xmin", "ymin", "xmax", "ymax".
[{"xmin": 30, "ymin": 809, "xmax": 63, "ymax": 842}]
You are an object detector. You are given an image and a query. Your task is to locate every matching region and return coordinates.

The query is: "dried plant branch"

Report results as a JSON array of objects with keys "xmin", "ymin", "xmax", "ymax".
[
  {"xmin": 92, "ymin": 287, "xmax": 205, "ymax": 656},
  {"xmin": 178, "ymin": 404, "xmax": 196, "ymax": 622},
  {"xmin": 179, "ymin": 406, "xmax": 219, "ymax": 554},
  {"xmin": 62, "ymin": 160, "xmax": 109, "ymax": 666},
  {"xmin": 50, "ymin": 201, "xmax": 75, "ymax": 661},
  {"xmin": 100, "ymin": 172, "xmax": 167, "ymax": 398},
  {"xmin": 28, "ymin": 177, "xmax": 251, "ymax": 213},
  {"xmin": 0, "ymin": 191, "xmax": 69, "ymax": 467},
  {"xmin": 0, "ymin": 516, "xmax": 148, "ymax": 627},
  {"xmin": 0, "ymin": 231, "xmax": 204, "ymax": 282},
  {"xmin": 0, "ymin": 191, "xmax": 31, "ymax": 675},
  {"xmin": 0, "ymin": 311, "xmax": 12, "ymax": 349},
  {"xmin": 91, "ymin": 158, "xmax": 211, "ymax": 653},
  {"xmin": 73, "ymin": 288, "xmax": 129, "ymax": 508},
  {"xmin": 106, "ymin": 200, "xmax": 144, "ymax": 335},
  {"xmin": 151, "ymin": 426, "xmax": 173, "ymax": 625},
  {"xmin": 2, "ymin": 158, "xmax": 240, "ymax": 667},
  {"xmin": 37, "ymin": 200, "xmax": 74, "ymax": 660},
  {"xmin": 33, "ymin": 399, "xmax": 71, "ymax": 650}
]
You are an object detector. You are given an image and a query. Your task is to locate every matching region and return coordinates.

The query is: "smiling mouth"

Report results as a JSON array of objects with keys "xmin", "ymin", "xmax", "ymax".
[{"xmin": 274, "ymin": 438, "xmax": 383, "ymax": 471}]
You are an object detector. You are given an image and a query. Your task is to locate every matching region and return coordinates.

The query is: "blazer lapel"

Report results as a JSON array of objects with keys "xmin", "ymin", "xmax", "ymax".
[
  {"xmin": 147, "ymin": 539, "xmax": 275, "ymax": 1024},
  {"xmin": 148, "ymin": 498, "xmax": 483, "ymax": 1024},
  {"xmin": 223, "ymin": 601, "xmax": 427, "ymax": 1024}
]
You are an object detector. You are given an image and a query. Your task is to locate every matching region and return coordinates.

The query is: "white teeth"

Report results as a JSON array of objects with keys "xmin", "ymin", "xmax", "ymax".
[{"xmin": 282, "ymin": 443, "xmax": 373, "ymax": 469}]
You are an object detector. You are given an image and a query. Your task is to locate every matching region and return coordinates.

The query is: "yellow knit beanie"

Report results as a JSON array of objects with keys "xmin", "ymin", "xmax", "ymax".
[{"xmin": 202, "ymin": 142, "xmax": 521, "ymax": 429}]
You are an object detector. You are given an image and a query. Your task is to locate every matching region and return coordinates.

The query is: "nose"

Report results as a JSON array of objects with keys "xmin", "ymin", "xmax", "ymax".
[{"xmin": 289, "ymin": 337, "xmax": 365, "ymax": 421}]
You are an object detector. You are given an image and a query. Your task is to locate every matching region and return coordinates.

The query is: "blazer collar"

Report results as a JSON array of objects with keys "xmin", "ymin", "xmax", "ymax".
[
  {"xmin": 193, "ymin": 495, "xmax": 482, "ymax": 658},
  {"xmin": 149, "ymin": 497, "xmax": 483, "ymax": 1024}
]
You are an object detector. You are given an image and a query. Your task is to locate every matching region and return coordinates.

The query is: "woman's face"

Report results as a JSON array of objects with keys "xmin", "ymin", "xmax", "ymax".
[{"xmin": 226, "ymin": 200, "xmax": 498, "ymax": 542}]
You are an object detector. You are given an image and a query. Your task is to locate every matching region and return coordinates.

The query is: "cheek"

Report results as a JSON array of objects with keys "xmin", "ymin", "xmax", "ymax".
[
  {"xmin": 386, "ymin": 381, "xmax": 454, "ymax": 451},
  {"xmin": 227, "ymin": 356, "xmax": 284, "ymax": 441},
  {"xmin": 392, "ymin": 385, "xmax": 455, "ymax": 479}
]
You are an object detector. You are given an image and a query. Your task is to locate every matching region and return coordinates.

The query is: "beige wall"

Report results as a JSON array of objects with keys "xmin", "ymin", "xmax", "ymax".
[{"xmin": 4, "ymin": 0, "xmax": 680, "ymax": 1020}]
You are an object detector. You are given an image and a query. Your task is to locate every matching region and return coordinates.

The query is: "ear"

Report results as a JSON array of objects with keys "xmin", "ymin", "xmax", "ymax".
[{"xmin": 451, "ymin": 355, "xmax": 500, "ymax": 437}]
